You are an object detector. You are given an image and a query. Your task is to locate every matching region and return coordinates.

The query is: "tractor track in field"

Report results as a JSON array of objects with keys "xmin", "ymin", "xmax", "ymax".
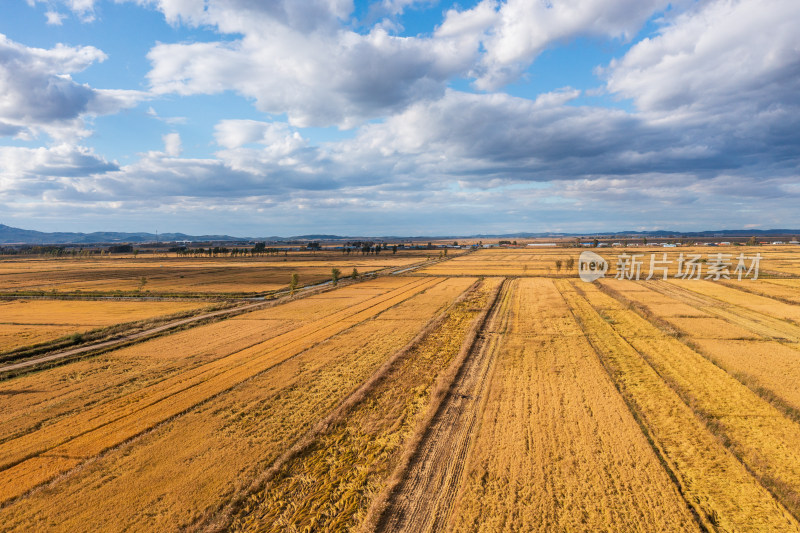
[{"xmin": 375, "ymin": 278, "xmax": 512, "ymax": 533}]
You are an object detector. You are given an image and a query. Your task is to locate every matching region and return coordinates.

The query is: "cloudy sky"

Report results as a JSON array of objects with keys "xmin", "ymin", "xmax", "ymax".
[{"xmin": 0, "ymin": 0, "xmax": 798, "ymax": 236}]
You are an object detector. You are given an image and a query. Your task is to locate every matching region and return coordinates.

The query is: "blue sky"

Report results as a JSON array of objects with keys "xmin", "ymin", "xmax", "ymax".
[{"xmin": 0, "ymin": 0, "xmax": 798, "ymax": 237}]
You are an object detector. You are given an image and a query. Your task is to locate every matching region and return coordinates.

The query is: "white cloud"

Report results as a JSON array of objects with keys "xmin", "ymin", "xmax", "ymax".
[
  {"xmin": 0, "ymin": 34, "xmax": 145, "ymax": 141},
  {"xmin": 438, "ymin": 0, "xmax": 692, "ymax": 90},
  {"xmin": 214, "ymin": 120, "xmax": 306, "ymax": 153},
  {"xmin": 0, "ymin": 144, "xmax": 117, "ymax": 199},
  {"xmin": 45, "ymin": 10, "xmax": 67, "ymax": 25},
  {"xmin": 28, "ymin": 0, "xmax": 96, "ymax": 22},
  {"xmin": 162, "ymin": 132, "xmax": 182, "ymax": 157},
  {"xmin": 605, "ymin": 0, "xmax": 800, "ymax": 118},
  {"xmin": 145, "ymin": 106, "xmax": 187, "ymax": 125},
  {"xmin": 146, "ymin": 26, "xmax": 467, "ymax": 128},
  {"xmin": 139, "ymin": 0, "xmax": 704, "ymax": 127}
]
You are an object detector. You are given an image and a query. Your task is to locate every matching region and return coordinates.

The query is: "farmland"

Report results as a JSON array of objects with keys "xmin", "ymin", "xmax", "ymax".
[
  {"xmin": 0, "ymin": 299, "xmax": 210, "ymax": 354},
  {"xmin": 2, "ymin": 245, "xmax": 800, "ymax": 531},
  {"xmin": 0, "ymin": 251, "xmax": 435, "ymax": 296}
]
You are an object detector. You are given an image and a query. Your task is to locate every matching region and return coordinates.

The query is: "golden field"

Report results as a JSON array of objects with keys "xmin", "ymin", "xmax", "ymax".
[
  {"xmin": 2, "ymin": 246, "xmax": 800, "ymax": 531},
  {"xmin": 0, "ymin": 299, "xmax": 210, "ymax": 354},
  {"xmin": 0, "ymin": 252, "xmax": 432, "ymax": 295},
  {"xmin": 420, "ymin": 244, "xmax": 800, "ymax": 279}
]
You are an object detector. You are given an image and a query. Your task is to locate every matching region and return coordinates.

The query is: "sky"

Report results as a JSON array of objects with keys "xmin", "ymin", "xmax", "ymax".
[{"xmin": 0, "ymin": 0, "xmax": 798, "ymax": 237}]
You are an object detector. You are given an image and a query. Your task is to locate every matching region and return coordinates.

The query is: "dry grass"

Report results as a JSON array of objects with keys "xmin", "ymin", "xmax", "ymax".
[
  {"xmin": 574, "ymin": 280, "xmax": 800, "ymax": 524},
  {"xmin": 692, "ymin": 339, "xmax": 800, "ymax": 415},
  {"xmin": 664, "ymin": 317, "xmax": 761, "ymax": 339},
  {"xmin": 447, "ymin": 278, "xmax": 700, "ymax": 532},
  {"xmin": 560, "ymin": 280, "xmax": 799, "ymax": 530}
]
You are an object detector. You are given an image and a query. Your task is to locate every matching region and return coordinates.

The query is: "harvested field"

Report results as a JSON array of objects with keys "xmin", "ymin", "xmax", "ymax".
[
  {"xmin": 444, "ymin": 279, "xmax": 700, "ymax": 532},
  {"xmin": 0, "ymin": 254, "xmax": 427, "ymax": 295},
  {"xmin": 561, "ymin": 280, "xmax": 799, "ymax": 531},
  {"xmin": 573, "ymin": 280, "xmax": 800, "ymax": 524},
  {"xmin": 0, "ymin": 276, "xmax": 477, "ymax": 530},
  {"xmin": 0, "ymin": 299, "xmax": 208, "ymax": 353},
  {"xmin": 4, "ymin": 244, "xmax": 800, "ymax": 531},
  {"xmin": 224, "ymin": 278, "xmax": 502, "ymax": 532}
]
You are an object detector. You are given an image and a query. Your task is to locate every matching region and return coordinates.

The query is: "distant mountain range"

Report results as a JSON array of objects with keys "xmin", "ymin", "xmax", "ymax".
[
  {"xmin": 1, "ymin": 224, "xmax": 799, "ymax": 245},
  {"xmin": 0, "ymin": 224, "xmax": 253, "ymax": 245}
]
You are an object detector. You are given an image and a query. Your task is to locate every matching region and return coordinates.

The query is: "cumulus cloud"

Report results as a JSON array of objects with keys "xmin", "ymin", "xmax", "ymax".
[
  {"xmin": 139, "ymin": 0, "xmax": 505, "ymax": 127},
  {"xmin": 146, "ymin": 27, "xmax": 469, "ymax": 128},
  {"xmin": 0, "ymin": 34, "xmax": 145, "ymax": 141},
  {"xmin": 605, "ymin": 0, "xmax": 800, "ymax": 117},
  {"xmin": 603, "ymin": 0, "xmax": 800, "ymax": 171},
  {"xmin": 6, "ymin": 0, "xmax": 800, "ymax": 233},
  {"xmin": 438, "ymin": 0, "xmax": 695, "ymax": 90},
  {"xmin": 138, "ymin": 0, "xmax": 709, "ymax": 128},
  {"xmin": 214, "ymin": 120, "xmax": 306, "ymax": 153},
  {"xmin": 0, "ymin": 144, "xmax": 117, "ymax": 200}
]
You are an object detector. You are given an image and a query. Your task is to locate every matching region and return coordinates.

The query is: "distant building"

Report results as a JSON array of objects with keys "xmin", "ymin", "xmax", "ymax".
[{"xmin": 527, "ymin": 243, "xmax": 557, "ymax": 247}]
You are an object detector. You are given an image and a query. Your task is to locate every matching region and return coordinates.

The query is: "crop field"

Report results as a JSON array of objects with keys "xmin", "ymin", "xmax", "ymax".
[
  {"xmin": 0, "ymin": 299, "xmax": 209, "ymax": 354},
  {"xmin": 0, "ymin": 253, "xmax": 431, "ymax": 295},
  {"xmin": 3, "ymin": 246, "xmax": 800, "ymax": 531},
  {"xmin": 421, "ymin": 245, "xmax": 800, "ymax": 279}
]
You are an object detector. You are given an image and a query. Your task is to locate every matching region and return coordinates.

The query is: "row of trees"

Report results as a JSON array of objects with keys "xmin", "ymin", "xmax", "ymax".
[
  {"xmin": 341, "ymin": 242, "xmax": 399, "ymax": 255},
  {"xmin": 288, "ymin": 266, "xmax": 363, "ymax": 295},
  {"xmin": 173, "ymin": 244, "xmax": 287, "ymax": 257}
]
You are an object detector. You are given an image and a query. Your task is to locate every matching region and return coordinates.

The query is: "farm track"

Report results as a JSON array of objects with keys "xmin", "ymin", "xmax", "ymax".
[
  {"xmin": 0, "ymin": 272, "xmax": 390, "ymax": 375},
  {"xmin": 375, "ymin": 279, "xmax": 511, "ymax": 532},
  {"xmin": 0, "ymin": 302, "xmax": 258, "ymax": 375},
  {"xmin": 214, "ymin": 278, "xmax": 498, "ymax": 532},
  {"xmin": 0, "ymin": 276, "xmax": 443, "ymax": 504}
]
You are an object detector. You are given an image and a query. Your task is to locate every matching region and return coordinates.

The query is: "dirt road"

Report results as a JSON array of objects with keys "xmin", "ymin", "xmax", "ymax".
[{"xmin": 376, "ymin": 279, "xmax": 512, "ymax": 532}]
